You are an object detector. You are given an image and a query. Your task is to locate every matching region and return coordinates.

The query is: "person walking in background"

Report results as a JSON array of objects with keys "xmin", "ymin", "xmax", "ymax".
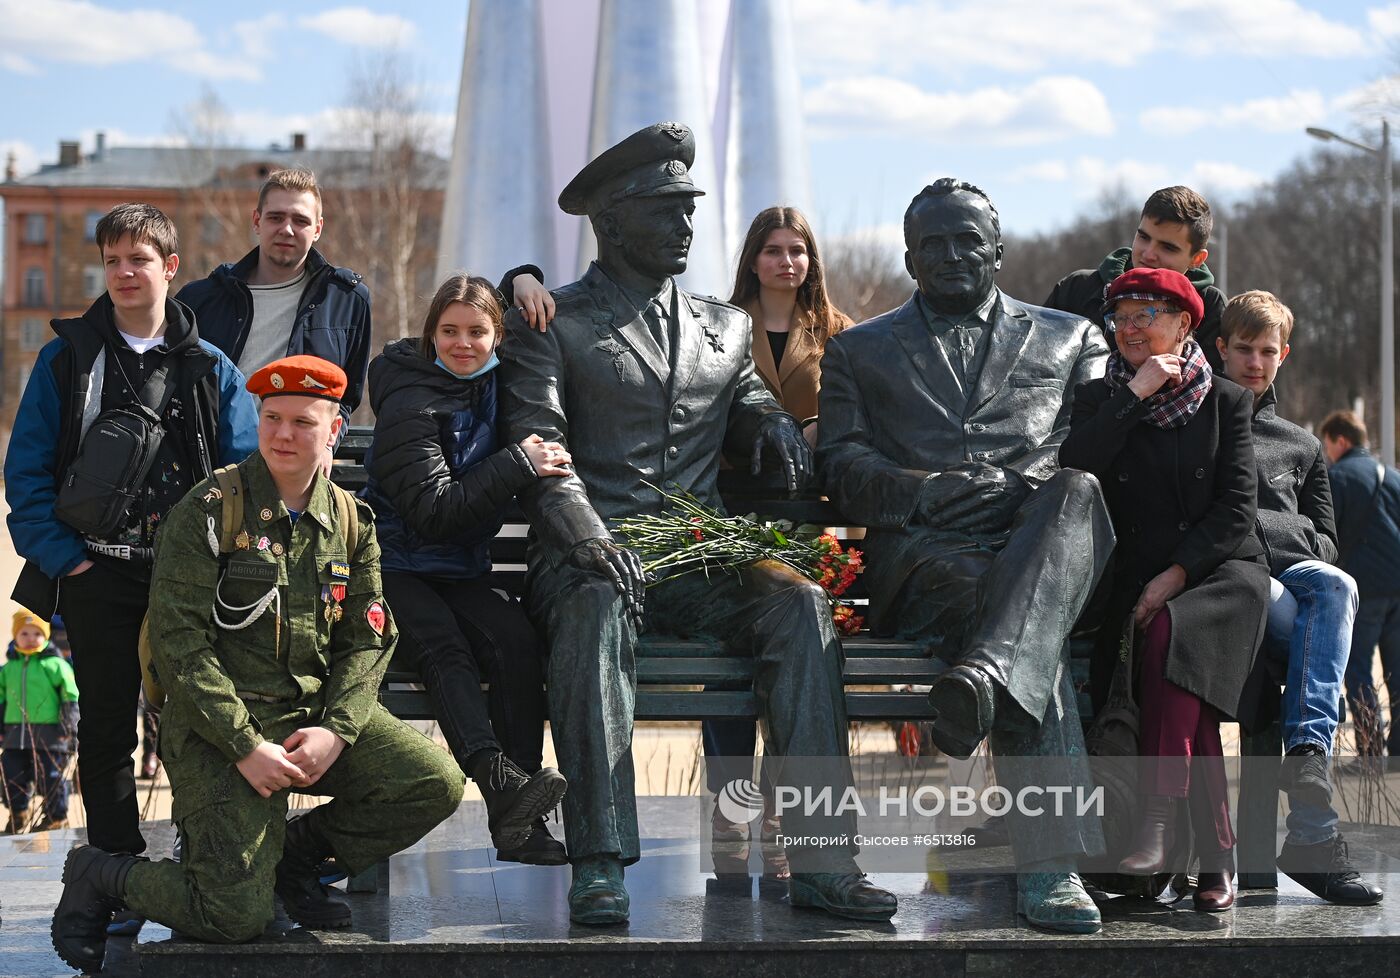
[
  {"xmin": 1321, "ymin": 411, "xmax": 1400, "ymax": 762},
  {"xmin": 1, "ymin": 611, "xmax": 79, "ymax": 834}
]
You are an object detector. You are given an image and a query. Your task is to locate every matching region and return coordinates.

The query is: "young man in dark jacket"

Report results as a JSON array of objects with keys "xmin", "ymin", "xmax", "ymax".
[
  {"xmin": 1045, "ymin": 185, "xmax": 1227, "ymax": 370},
  {"xmin": 1321, "ymin": 410, "xmax": 1400, "ymax": 762},
  {"xmin": 5, "ymin": 203, "xmax": 258, "ymax": 863},
  {"xmin": 176, "ymin": 167, "xmax": 371, "ymax": 472},
  {"xmin": 1216, "ymin": 291, "xmax": 1383, "ymax": 905}
]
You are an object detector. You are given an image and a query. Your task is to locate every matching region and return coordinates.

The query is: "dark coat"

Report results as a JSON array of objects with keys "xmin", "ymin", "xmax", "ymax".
[
  {"xmin": 498, "ymin": 262, "xmax": 788, "ymax": 560},
  {"xmin": 1250, "ymin": 385, "xmax": 1338, "ymax": 575},
  {"xmin": 362, "ymin": 339, "xmax": 537, "ymax": 579},
  {"xmin": 4, "ymin": 296, "xmax": 258, "ymax": 616},
  {"xmin": 1043, "ymin": 247, "xmax": 1227, "ymax": 372},
  {"xmin": 1329, "ymin": 446, "xmax": 1400, "ymax": 599},
  {"xmin": 817, "ymin": 290, "xmax": 1107, "ymax": 627},
  {"xmin": 177, "ymin": 246, "xmax": 372, "ymax": 426},
  {"xmin": 1059, "ymin": 374, "xmax": 1270, "ymax": 728}
]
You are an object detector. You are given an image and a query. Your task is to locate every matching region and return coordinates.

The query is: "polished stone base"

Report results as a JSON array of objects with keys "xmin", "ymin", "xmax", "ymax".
[{"xmin": 5, "ymin": 800, "xmax": 1400, "ymax": 977}]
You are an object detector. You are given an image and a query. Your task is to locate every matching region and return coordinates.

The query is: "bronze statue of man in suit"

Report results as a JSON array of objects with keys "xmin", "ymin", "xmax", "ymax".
[
  {"xmin": 817, "ymin": 178, "xmax": 1114, "ymax": 934},
  {"xmin": 499, "ymin": 123, "xmax": 895, "ymax": 927}
]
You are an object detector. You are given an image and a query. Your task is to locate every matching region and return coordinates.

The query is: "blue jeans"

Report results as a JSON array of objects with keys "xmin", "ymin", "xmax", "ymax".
[
  {"xmin": 1343, "ymin": 594, "xmax": 1400, "ymax": 755},
  {"xmin": 1266, "ymin": 560, "xmax": 1357, "ymax": 845}
]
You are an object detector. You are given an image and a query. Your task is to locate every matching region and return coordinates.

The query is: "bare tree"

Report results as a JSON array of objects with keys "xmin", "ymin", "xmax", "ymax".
[
  {"xmin": 324, "ymin": 47, "xmax": 446, "ymax": 359},
  {"xmin": 824, "ymin": 231, "xmax": 912, "ymax": 324},
  {"xmin": 167, "ymin": 87, "xmax": 252, "ymax": 280}
]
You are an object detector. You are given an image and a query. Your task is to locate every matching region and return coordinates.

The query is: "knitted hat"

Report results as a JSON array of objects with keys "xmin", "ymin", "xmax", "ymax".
[{"xmin": 12, "ymin": 609, "xmax": 51, "ymax": 647}]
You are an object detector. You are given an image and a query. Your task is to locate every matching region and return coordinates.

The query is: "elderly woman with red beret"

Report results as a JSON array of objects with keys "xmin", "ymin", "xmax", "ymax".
[{"xmin": 1060, "ymin": 268, "xmax": 1268, "ymax": 913}]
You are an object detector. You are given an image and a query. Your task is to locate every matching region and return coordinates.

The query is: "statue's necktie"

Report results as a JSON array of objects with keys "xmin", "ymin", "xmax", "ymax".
[{"xmin": 644, "ymin": 297, "xmax": 669, "ymax": 359}]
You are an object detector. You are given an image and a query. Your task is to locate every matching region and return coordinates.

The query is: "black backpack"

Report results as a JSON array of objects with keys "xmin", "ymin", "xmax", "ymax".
[{"xmin": 54, "ymin": 352, "xmax": 175, "ymax": 540}]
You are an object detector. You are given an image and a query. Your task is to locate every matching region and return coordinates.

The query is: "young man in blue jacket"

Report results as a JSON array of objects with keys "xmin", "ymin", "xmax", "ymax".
[
  {"xmin": 5, "ymin": 203, "xmax": 257, "ymax": 864},
  {"xmin": 176, "ymin": 167, "xmax": 371, "ymax": 474},
  {"xmin": 1321, "ymin": 410, "xmax": 1400, "ymax": 763},
  {"xmin": 1216, "ymin": 291, "xmax": 1383, "ymax": 905}
]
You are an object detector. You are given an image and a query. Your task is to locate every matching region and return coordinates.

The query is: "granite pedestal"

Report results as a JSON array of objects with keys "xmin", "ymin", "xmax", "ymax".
[{"xmin": 4, "ymin": 798, "xmax": 1400, "ymax": 978}]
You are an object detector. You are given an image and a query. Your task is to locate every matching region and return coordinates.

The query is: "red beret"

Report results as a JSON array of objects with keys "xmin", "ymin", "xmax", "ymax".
[
  {"xmin": 1103, "ymin": 267, "xmax": 1205, "ymax": 332},
  {"xmin": 246, "ymin": 355, "xmax": 347, "ymax": 402}
]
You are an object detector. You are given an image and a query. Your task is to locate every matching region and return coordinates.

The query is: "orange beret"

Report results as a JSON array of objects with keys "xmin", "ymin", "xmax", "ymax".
[{"xmin": 246, "ymin": 355, "xmax": 347, "ymax": 402}]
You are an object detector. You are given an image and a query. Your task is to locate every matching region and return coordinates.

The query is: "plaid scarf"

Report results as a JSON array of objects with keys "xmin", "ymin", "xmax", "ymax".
[{"xmin": 1104, "ymin": 339, "xmax": 1212, "ymax": 429}]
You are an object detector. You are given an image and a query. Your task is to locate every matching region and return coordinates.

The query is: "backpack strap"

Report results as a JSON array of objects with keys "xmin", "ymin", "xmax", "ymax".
[
  {"xmin": 211, "ymin": 465, "xmax": 246, "ymax": 554},
  {"xmin": 330, "ymin": 484, "xmax": 359, "ymax": 557}
]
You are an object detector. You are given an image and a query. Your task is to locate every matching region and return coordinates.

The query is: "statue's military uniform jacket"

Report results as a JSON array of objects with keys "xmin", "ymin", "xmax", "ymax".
[
  {"xmin": 499, "ymin": 262, "xmax": 788, "ymax": 559},
  {"xmin": 818, "ymin": 290, "xmax": 1108, "ymax": 627},
  {"xmin": 148, "ymin": 449, "xmax": 394, "ymax": 814}
]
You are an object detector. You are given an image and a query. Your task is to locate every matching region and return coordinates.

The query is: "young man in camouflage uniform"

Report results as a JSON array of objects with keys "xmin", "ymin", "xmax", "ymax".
[{"xmin": 51, "ymin": 356, "xmax": 465, "ymax": 973}]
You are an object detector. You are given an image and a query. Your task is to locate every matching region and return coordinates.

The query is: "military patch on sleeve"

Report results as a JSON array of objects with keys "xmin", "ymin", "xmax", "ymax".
[{"xmin": 366, "ymin": 600, "xmax": 386, "ymax": 636}]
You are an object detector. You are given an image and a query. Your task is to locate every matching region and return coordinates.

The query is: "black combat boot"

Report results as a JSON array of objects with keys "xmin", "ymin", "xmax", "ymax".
[
  {"xmin": 51, "ymin": 846, "xmax": 139, "ymax": 974},
  {"xmin": 496, "ymin": 817, "xmax": 568, "ymax": 866},
  {"xmin": 472, "ymin": 751, "xmax": 568, "ymax": 852},
  {"xmin": 274, "ymin": 814, "xmax": 353, "ymax": 929}
]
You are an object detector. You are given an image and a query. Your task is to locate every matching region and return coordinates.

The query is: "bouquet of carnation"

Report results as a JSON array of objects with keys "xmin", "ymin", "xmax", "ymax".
[{"xmin": 613, "ymin": 483, "xmax": 866, "ymax": 634}]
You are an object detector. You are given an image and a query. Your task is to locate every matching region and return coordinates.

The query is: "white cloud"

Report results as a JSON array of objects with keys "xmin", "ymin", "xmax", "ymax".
[
  {"xmin": 297, "ymin": 7, "xmax": 416, "ymax": 48},
  {"xmin": 800, "ymin": 0, "xmax": 1366, "ymax": 80},
  {"xmin": 1139, "ymin": 90, "xmax": 1329, "ymax": 134},
  {"xmin": 1004, "ymin": 155, "xmax": 1263, "ymax": 199},
  {"xmin": 806, "ymin": 75, "xmax": 1113, "ymax": 145},
  {"xmin": 0, "ymin": 0, "xmax": 279, "ymax": 81},
  {"xmin": 1372, "ymin": 3, "xmax": 1400, "ymax": 35},
  {"xmin": 0, "ymin": 52, "xmax": 37, "ymax": 75},
  {"xmin": 1190, "ymin": 161, "xmax": 1268, "ymax": 193},
  {"xmin": 793, "ymin": 0, "xmax": 1367, "ymax": 78}
]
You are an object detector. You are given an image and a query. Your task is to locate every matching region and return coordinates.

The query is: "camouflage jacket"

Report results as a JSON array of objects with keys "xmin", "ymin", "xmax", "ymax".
[{"xmin": 148, "ymin": 450, "xmax": 394, "ymax": 762}]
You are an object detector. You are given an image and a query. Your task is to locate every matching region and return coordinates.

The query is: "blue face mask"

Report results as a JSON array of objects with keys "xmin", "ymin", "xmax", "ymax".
[{"xmin": 435, "ymin": 351, "xmax": 499, "ymax": 380}]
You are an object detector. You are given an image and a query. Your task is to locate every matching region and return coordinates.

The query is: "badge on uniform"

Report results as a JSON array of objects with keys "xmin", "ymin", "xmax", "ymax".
[
  {"xmin": 328, "ymin": 561, "xmax": 350, "ymax": 603},
  {"xmin": 225, "ymin": 559, "xmax": 278, "ymax": 583},
  {"xmin": 234, "ymin": 530, "xmax": 252, "ymax": 551},
  {"xmin": 366, "ymin": 600, "xmax": 386, "ymax": 636},
  {"xmin": 257, "ymin": 536, "xmax": 271, "ymax": 551}
]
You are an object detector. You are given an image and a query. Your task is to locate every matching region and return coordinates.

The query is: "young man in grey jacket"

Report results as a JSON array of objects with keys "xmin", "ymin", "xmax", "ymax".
[{"xmin": 1216, "ymin": 290, "xmax": 1382, "ymax": 905}]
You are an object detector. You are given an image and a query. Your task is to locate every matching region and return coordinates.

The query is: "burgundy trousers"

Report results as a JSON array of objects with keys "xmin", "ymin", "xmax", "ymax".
[{"xmin": 1137, "ymin": 609, "xmax": 1236, "ymax": 853}]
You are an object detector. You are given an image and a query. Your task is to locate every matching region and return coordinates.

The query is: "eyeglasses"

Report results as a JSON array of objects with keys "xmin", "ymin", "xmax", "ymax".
[{"xmin": 1105, "ymin": 305, "xmax": 1180, "ymax": 332}]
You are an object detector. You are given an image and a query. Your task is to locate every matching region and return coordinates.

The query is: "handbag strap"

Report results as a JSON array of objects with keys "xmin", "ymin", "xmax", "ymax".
[
  {"xmin": 1338, "ymin": 461, "xmax": 1386, "ymax": 563},
  {"xmin": 1105, "ymin": 613, "xmax": 1138, "ymax": 707}
]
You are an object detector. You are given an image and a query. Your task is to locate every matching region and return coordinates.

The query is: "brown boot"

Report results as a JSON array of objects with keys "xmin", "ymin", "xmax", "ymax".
[
  {"xmin": 1117, "ymin": 795, "xmax": 1177, "ymax": 875},
  {"xmin": 1194, "ymin": 849, "xmax": 1236, "ymax": 912}
]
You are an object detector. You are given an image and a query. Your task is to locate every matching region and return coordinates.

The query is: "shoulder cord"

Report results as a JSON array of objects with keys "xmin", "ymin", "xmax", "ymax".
[{"xmin": 205, "ymin": 513, "xmax": 280, "ymax": 631}]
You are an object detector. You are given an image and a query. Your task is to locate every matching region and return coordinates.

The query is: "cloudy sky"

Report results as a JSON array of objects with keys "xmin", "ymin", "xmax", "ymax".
[{"xmin": 1, "ymin": 0, "xmax": 1397, "ymax": 246}]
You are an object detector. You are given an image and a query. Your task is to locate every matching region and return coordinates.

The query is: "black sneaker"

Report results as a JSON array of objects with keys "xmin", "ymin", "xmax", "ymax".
[
  {"xmin": 1281, "ymin": 743, "xmax": 1332, "ymax": 808},
  {"xmin": 476, "ymin": 753, "xmax": 568, "ymax": 852},
  {"xmin": 1277, "ymin": 834, "xmax": 1385, "ymax": 905},
  {"xmin": 496, "ymin": 817, "xmax": 568, "ymax": 865}
]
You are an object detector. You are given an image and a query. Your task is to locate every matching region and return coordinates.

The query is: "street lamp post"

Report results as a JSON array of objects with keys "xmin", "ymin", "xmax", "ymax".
[{"xmin": 1307, "ymin": 122, "xmax": 1395, "ymax": 467}]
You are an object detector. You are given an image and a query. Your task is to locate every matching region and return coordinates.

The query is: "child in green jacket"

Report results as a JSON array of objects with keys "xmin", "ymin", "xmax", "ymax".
[{"xmin": 2, "ymin": 611, "xmax": 79, "ymax": 833}]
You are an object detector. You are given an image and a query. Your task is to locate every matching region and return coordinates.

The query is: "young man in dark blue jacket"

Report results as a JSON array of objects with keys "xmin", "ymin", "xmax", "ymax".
[
  {"xmin": 5, "ymin": 204, "xmax": 258, "ymax": 863},
  {"xmin": 1045, "ymin": 185, "xmax": 1227, "ymax": 371},
  {"xmin": 176, "ymin": 167, "xmax": 370, "ymax": 474},
  {"xmin": 1216, "ymin": 292, "xmax": 1383, "ymax": 905},
  {"xmin": 1321, "ymin": 410, "xmax": 1400, "ymax": 763}
]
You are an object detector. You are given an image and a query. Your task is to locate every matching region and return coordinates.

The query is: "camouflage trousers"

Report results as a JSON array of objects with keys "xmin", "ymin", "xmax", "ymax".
[{"xmin": 123, "ymin": 703, "xmax": 464, "ymax": 943}]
